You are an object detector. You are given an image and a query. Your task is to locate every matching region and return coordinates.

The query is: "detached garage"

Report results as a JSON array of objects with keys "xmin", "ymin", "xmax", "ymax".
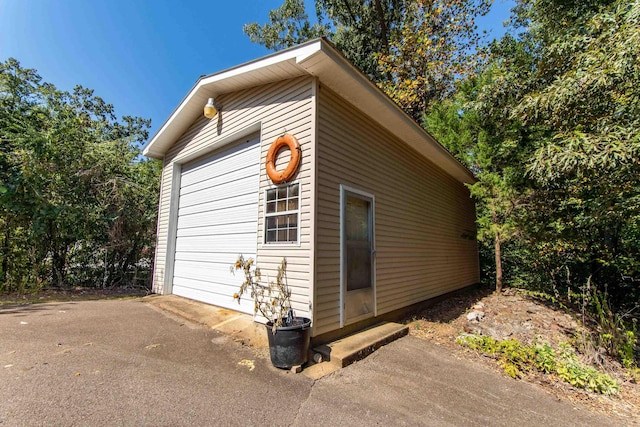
[{"xmin": 143, "ymin": 38, "xmax": 479, "ymax": 340}]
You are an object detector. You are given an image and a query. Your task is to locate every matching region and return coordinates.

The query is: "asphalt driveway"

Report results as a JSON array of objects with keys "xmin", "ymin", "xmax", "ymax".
[{"xmin": 1, "ymin": 299, "xmax": 618, "ymax": 426}]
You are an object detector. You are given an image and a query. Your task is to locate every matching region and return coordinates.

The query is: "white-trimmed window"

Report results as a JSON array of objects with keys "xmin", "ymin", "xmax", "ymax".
[{"xmin": 264, "ymin": 183, "xmax": 300, "ymax": 244}]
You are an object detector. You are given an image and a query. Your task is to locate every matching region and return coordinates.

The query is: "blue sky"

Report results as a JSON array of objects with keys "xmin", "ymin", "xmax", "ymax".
[{"xmin": 0, "ymin": 0, "xmax": 513, "ymax": 145}]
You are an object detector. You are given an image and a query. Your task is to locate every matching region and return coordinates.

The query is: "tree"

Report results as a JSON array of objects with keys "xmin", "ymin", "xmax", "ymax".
[
  {"xmin": 510, "ymin": 0, "xmax": 640, "ymax": 306},
  {"xmin": 244, "ymin": 0, "xmax": 488, "ymax": 116},
  {"xmin": 432, "ymin": 0, "xmax": 640, "ymax": 304},
  {"xmin": 314, "ymin": 0, "xmax": 407, "ymax": 79},
  {"xmin": 377, "ymin": 0, "xmax": 491, "ymax": 119},
  {"xmin": 424, "ymin": 69, "xmax": 533, "ymax": 292},
  {"xmin": 243, "ymin": 0, "xmax": 329, "ymax": 51},
  {"xmin": 244, "ymin": 0, "xmax": 407, "ymax": 80},
  {"xmin": 0, "ymin": 58, "xmax": 160, "ymax": 292}
]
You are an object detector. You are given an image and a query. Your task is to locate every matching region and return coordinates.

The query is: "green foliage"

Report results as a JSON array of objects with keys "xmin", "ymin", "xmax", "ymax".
[
  {"xmin": 627, "ymin": 367, "xmax": 640, "ymax": 383},
  {"xmin": 457, "ymin": 335, "xmax": 548, "ymax": 378},
  {"xmin": 319, "ymin": 0, "xmax": 407, "ymax": 80},
  {"xmin": 458, "ymin": 335, "xmax": 620, "ymax": 394},
  {"xmin": 534, "ymin": 341, "xmax": 556, "ymax": 374},
  {"xmin": 501, "ymin": 0, "xmax": 640, "ymax": 306},
  {"xmin": 245, "ymin": 0, "xmax": 490, "ymax": 119},
  {"xmin": 243, "ymin": 0, "xmax": 329, "ymax": 51},
  {"xmin": 587, "ymin": 288, "xmax": 638, "ymax": 368},
  {"xmin": 620, "ymin": 331, "xmax": 638, "ymax": 369},
  {"xmin": 555, "ymin": 343, "xmax": 620, "ymax": 395},
  {"xmin": 377, "ymin": 0, "xmax": 491, "ymax": 119},
  {"xmin": 244, "ymin": 0, "xmax": 407, "ymax": 80},
  {"xmin": 428, "ymin": 0, "xmax": 640, "ymax": 339},
  {"xmin": 0, "ymin": 58, "xmax": 160, "ymax": 292}
]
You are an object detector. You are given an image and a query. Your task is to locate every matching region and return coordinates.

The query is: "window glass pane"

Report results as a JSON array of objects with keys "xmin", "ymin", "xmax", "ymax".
[
  {"xmin": 287, "ymin": 214, "xmax": 297, "ymax": 227},
  {"xmin": 266, "ymin": 230, "xmax": 276, "ymax": 242},
  {"xmin": 277, "ymin": 230, "xmax": 287, "ymax": 241},
  {"xmin": 266, "ymin": 189, "xmax": 276, "ymax": 201},
  {"xmin": 277, "ymin": 200, "xmax": 287, "ymax": 212},
  {"xmin": 344, "ymin": 194, "xmax": 372, "ymax": 291},
  {"xmin": 266, "ymin": 201, "xmax": 276, "ymax": 214},
  {"xmin": 266, "ymin": 217, "xmax": 276, "ymax": 230},
  {"xmin": 347, "ymin": 243, "xmax": 371, "ymax": 290},
  {"xmin": 288, "ymin": 227, "xmax": 298, "ymax": 242},
  {"xmin": 346, "ymin": 196, "xmax": 369, "ymax": 241},
  {"xmin": 289, "ymin": 183, "xmax": 299, "ymax": 197},
  {"xmin": 277, "ymin": 187, "xmax": 287, "ymax": 199},
  {"xmin": 288, "ymin": 197, "xmax": 298, "ymax": 211}
]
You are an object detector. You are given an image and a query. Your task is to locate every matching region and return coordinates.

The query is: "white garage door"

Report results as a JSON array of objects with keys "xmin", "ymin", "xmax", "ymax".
[{"xmin": 172, "ymin": 136, "xmax": 260, "ymax": 314}]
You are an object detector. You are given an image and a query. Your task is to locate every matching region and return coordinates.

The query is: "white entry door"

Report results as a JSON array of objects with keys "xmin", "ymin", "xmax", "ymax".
[
  {"xmin": 341, "ymin": 185, "xmax": 376, "ymax": 326},
  {"xmin": 172, "ymin": 136, "xmax": 260, "ymax": 313}
]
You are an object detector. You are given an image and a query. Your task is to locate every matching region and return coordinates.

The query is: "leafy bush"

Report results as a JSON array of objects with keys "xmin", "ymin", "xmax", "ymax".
[
  {"xmin": 458, "ymin": 335, "xmax": 619, "ymax": 395},
  {"xmin": 555, "ymin": 343, "xmax": 620, "ymax": 395},
  {"xmin": 588, "ymin": 289, "xmax": 638, "ymax": 369},
  {"xmin": 1, "ymin": 58, "xmax": 160, "ymax": 292}
]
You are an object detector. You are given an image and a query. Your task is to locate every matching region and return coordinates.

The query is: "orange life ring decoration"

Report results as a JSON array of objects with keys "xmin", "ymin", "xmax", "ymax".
[{"xmin": 266, "ymin": 133, "xmax": 301, "ymax": 184}]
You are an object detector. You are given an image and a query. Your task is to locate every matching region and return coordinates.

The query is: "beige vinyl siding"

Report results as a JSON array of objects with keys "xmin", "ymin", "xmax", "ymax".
[
  {"xmin": 151, "ymin": 162, "xmax": 179, "ymax": 295},
  {"xmin": 314, "ymin": 86, "xmax": 479, "ymax": 335},
  {"xmin": 153, "ymin": 76, "xmax": 314, "ymax": 319}
]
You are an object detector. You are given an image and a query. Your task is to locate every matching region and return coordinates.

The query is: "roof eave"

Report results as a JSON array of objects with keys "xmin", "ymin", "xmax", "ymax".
[
  {"xmin": 142, "ymin": 38, "xmax": 476, "ymax": 184},
  {"xmin": 296, "ymin": 40, "xmax": 476, "ymax": 184},
  {"xmin": 141, "ymin": 39, "xmax": 323, "ymax": 159}
]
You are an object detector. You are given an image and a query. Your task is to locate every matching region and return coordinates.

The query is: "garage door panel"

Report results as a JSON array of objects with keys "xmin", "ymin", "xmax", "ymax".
[
  {"xmin": 175, "ymin": 221, "xmax": 258, "ymax": 238},
  {"xmin": 182, "ymin": 156, "xmax": 254, "ymax": 188},
  {"xmin": 181, "ymin": 141, "xmax": 256, "ymax": 178},
  {"xmin": 172, "ymin": 136, "xmax": 260, "ymax": 314},
  {"xmin": 173, "ymin": 259, "xmax": 249, "ymax": 282},
  {"xmin": 180, "ymin": 143, "xmax": 258, "ymax": 188},
  {"xmin": 179, "ymin": 190, "xmax": 257, "ymax": 216},
  {"xmin": 173, "ymin": 251, "xmax": 252, "ymax": 264},
  {"xmin": 171, "ymin": 277, "xmax": 254, "ymax": 313},
  {"xmin": 177, "ymin": 203, "xmax": 259, "ymax": 229},
  {"xmin": 180, "ymin": 165, "xmax": 258, "ymax": 197},
  {"xmin": 178, "ymin": 177, "xmax": 258, "ymax": 210},
  {"xmin": 175, "ymin": 233, "xmax": 256, "ymax": 254}
]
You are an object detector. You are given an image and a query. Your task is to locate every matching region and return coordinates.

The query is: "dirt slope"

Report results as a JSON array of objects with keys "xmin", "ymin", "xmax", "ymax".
[{"xmin": 407, "ymin": 287, "xmax": 640, "ymax": 424}]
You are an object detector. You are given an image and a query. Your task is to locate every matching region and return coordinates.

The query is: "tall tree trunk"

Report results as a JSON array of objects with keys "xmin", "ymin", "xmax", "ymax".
[
  {"xmin": 52, "ymin": 247, "xmax": 67, "ymax": 288},
  {"xmin": 49, "ymin": 222, "xmax": 68, "ymax": 288},
  {"xmin": 493, "ymin": 210, "xmax": 503, "ymax": 293},
  {"xmin": 1, "ymin": 218, "xmax": 10, "ymax": 290},
  {"xmin": 373, "ymin": 0, "xmax": 389, "ymax": 52},
  {"xmin": 494, "ymin": 233, "xmax": 503, "ymax": 293}
]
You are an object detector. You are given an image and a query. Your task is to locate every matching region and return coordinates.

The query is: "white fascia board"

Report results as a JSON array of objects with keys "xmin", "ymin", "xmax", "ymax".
[
  {"xmin": 142, "ymin": 40, "xmax": 324, "ymax": 159},
  {"xmin": 142, "ymin": 85, "xmax": 207, "ymax": 158}
]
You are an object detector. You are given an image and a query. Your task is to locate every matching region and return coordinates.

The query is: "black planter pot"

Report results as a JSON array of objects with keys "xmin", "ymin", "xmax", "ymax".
[{"xmin": 265, "ymin": 317, "xmax": 311, "ymax": 368}]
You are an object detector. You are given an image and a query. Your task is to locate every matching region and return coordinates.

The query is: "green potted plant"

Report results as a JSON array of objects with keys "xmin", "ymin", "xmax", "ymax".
[{"xmin": 232, "ymin": 255, "xmax": 311, "ymax": 369}]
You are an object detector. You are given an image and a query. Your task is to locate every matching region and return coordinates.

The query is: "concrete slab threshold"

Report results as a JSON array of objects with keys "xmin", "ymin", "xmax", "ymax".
[
  {"xmin": 143, "ymin": 295, "xmax": 268, "ymax": 348},
  {"xmin": 315, "ymin": 322, "xmax": 409, "ymax": 368},
  {"xmin": 144, "ymin": 295, "xmax": 409, "ymax": 379}
]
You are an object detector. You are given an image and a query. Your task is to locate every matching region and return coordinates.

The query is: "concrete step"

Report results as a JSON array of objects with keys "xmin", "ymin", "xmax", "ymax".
[{"xmin": 313, "ymin": 322, "xmax": 409, "ymax": 369}]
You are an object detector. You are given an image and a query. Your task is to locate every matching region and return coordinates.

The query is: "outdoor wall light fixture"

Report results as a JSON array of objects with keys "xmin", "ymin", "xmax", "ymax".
[{"xmin": 204, "ymin": 97, "xmax": 218, "ymax": 119}]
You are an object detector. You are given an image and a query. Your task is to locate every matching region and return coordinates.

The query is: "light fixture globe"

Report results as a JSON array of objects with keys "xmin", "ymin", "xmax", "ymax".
[{"xmin": 204, "ymin": 98, "xmax": 217, "ymax": 119}]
